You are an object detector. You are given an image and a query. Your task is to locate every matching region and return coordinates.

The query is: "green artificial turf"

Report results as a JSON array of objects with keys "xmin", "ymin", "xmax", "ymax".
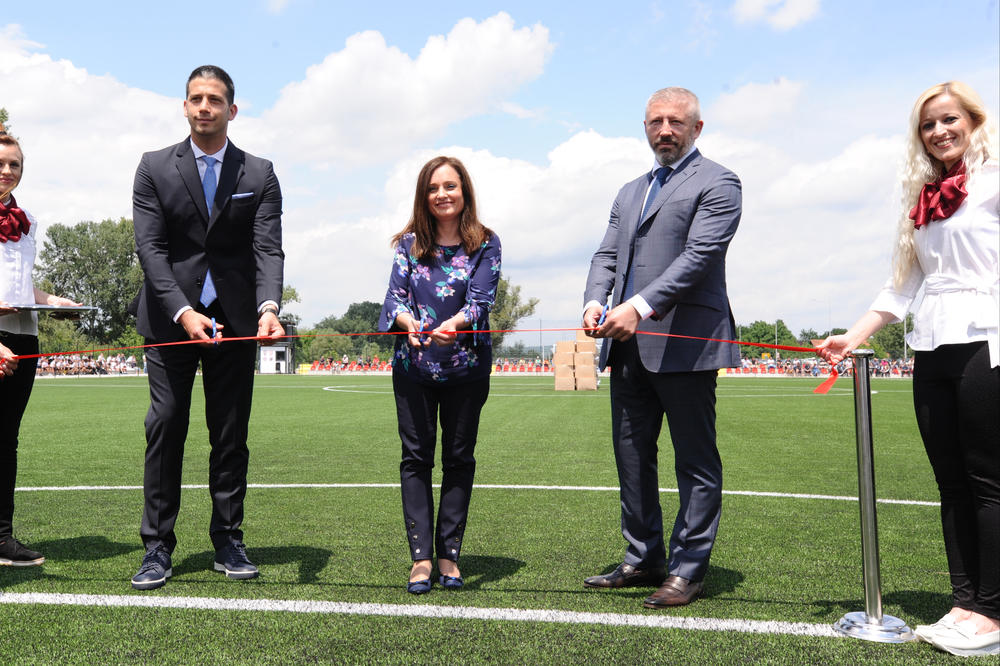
[{"xmin": 0, "ymin": 375, "xmax": 968, "ymax": 664}]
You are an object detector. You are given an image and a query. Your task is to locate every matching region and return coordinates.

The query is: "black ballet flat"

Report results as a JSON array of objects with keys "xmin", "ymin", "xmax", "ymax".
[
  {"xmin": 438, "ymin": 575, "xmax": 464, "ymax": 589},
  {"xmin": 407, "ymin": 578, "xmax": 432, "ymax": 594}
]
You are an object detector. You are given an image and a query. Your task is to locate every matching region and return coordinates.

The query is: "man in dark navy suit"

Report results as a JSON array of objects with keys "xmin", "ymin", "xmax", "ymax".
[{"xmin": 130, "ymin": 65, "xmax": 284, "ymax": 590}]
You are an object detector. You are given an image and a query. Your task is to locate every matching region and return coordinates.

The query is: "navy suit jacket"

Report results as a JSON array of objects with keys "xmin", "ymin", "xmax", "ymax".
[
  {"xmin": 584, "ymin": 149, "xmax": 741, "ymax": 373},
  {"xmin": 132, "ymin": 138, "xmax": 284, "ymax": 342}
]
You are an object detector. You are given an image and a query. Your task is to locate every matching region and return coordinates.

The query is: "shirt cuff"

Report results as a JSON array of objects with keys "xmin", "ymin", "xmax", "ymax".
[
  {"xmin": 626, "ymin": 295, "xmax": 654, "ymax": 320},
  {"xmin": 258, "ymin": 300, "xmax": 279, "ymax": 315},
  {"xmin": 583, "ymin": 300, "xmax": 604, "ymax": 317},
  {"xmin": 172, "ymin": 305, "xmax": 193, "ymax": 323}
]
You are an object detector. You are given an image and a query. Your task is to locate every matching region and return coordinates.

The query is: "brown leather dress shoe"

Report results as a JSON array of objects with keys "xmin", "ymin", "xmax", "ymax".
[
  {"xmin": 583, "ymin": 563, "xmax": 666, "ymax": 588},
  {"xmin": 643, "ymin": 575, "xmax": 703, "ymax": 607}
]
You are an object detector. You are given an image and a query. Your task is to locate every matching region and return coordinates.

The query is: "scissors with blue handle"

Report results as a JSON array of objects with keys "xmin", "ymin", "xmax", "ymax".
[{"xmin": 596, "ymin": 304, "xmax": 609, "ymax": 327}]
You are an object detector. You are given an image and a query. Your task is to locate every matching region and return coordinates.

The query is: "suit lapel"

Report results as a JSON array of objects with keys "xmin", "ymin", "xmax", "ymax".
[
  {"xmin": 210, "ymin": 143, "xmax": 246, "ymax": 229},
  {"xmin": 174, "ymin": 140, "xmax": 210, "ymax": 223}
]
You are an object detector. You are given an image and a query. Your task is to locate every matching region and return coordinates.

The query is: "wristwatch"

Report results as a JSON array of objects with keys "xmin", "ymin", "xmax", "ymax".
[{"xmin": 260, "ymin": 305, "xmax": 279, "ymax": 316}]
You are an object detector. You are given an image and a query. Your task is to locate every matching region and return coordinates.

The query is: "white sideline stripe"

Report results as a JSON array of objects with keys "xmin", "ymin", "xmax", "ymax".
[
  {"xmin": 0, "ymin": 592, "xmax": 839, "ymax": 638},
  {"xmin": 14, "ymin": 482, "xmax": 939, "ymax": 506}
]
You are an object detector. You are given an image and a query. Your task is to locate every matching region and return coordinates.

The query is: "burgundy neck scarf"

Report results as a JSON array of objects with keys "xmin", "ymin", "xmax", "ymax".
[
  {"xmin": 0, "ymin": 194, "xmax": 32, "ymax": 243},
  {"xmin": 909, "ymin": 160, "xmax": 968, "ymax": 229}
]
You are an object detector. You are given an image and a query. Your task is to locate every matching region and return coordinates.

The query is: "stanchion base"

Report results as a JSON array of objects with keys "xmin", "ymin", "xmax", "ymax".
[{"xmin": 834, "ymin": 611, "xmax": 914, "ymax": 643}]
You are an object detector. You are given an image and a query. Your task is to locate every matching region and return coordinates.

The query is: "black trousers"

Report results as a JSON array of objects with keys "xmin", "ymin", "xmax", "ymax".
[
  {"xmin": 608, "ymin": 337, "xmax": 721, "ymax": 582},
  {"xmin": 914, "ymin": 341, "xmax": 1000, "ymax": 619},
  {"xmin": 140, "ymin": 317, "xmax": 257, "ymax": 553},
  {"xmin": 393, "ymin": 372, "xmax": 489, "ymax": 563},
  {"xmin": 0, "ymin": 332, "xmax": 38, "ymax": 538}
]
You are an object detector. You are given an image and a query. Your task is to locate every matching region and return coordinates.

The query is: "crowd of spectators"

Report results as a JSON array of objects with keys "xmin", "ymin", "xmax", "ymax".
[
  {"xmin": 309, "ymin": 353, "xmax": 389, "ymax": 373},
  {"xmin": 735, "ymin": 355, "xmax": 914, "ymax": 377},
  {"xmin": 35, "ymin": 353, "xmax": 142, "ymax": 376}
]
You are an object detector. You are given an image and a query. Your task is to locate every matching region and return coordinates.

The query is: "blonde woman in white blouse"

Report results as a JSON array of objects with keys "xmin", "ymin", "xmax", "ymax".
[
  {"xmin": 0, "ymin": 131, "xmax": 79, "ymax": 567},
  {"xmin": 818, "ymin": 81, "xmax": 999, "ymax": 658}
]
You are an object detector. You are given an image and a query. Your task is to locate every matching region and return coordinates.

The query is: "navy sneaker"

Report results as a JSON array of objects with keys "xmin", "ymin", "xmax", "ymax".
[
  {"xmin": 214, "ymin": 541, "xmax": 259, "ymax": 579},
  {"xmin": 0, "ymin": 537, "xmax": 45, "ymax": 567},
  {"xmin": 131, "ymin": 545, "xmax": 172, "ymax": 590}
]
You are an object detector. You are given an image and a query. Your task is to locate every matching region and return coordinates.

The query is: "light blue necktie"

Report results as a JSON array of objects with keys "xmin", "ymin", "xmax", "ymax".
[
  {"xmin": 200, "ymin": 156, "xmax": 218, "ymax": 307},
  {"xmin": 623, "ymin": 166, "xmax": 670, "ymax": 299}
]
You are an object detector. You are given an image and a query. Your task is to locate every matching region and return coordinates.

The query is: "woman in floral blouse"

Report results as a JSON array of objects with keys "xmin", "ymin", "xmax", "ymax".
[{"xmin": 379, "ymin": 156, "xmax": 501, "ymax": 594}]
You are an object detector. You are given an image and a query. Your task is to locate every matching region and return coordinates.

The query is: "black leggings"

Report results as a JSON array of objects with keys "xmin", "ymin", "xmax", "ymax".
[
  {"xmin": 913, "ymin": 341, "xmax": 1000, "ymax": 619},
  {"xmin": 0, "ymin": 332, "xmax": 39, "ymax": 538}
]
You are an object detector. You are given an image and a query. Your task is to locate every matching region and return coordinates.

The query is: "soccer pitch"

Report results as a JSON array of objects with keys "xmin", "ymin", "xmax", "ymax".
[{"xmin": 0, "ymin": 374, "xmax": 962, "ymax": 664}]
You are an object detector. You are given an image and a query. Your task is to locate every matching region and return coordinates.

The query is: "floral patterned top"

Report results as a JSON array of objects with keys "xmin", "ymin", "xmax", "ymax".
[{"xmin": 379, "ymin": 232, "xmax": 501, "ymax": 385}]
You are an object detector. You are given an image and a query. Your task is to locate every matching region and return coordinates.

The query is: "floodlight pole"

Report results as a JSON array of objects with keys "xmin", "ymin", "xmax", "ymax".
[{"xmin": 834, "ymin": 349, "xmax": 913, "ymax": 643}]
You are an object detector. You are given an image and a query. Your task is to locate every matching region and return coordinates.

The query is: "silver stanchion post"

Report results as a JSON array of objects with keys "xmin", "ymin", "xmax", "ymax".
[{"xmin": 834, "ymin": 349, "xmax": 913, "ymax": 642}]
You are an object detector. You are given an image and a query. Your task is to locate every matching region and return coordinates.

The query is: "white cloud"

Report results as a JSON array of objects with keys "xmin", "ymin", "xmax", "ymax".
[
  {"xmin": 0, "ymin": 28, "xmax": 177, "ymax": 234},
  {"xmin": 732, "ymin": 0, "xmax": 820, "ymax": 30},
  {"xmin": 266, "ymin": 0, "xmax": 291, "ymax": 14},
  {"xmin": 282, "ymin": 132, "xmax": 650, "ymax": 328},
  {"xmin": 707, "ymin": 77, "xmax": 804, "ymax": 133},
  {"xmin": 700, "ymin": 130, "xmax": 902, "ymax": 335},
  {"xmin": 252, "ymin": 12, "xmax": 553, "ymax": 168}
]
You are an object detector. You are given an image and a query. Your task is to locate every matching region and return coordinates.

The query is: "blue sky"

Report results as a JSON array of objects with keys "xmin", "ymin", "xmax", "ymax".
[{"xmin": 3, "ymin": 1, "xmax": 998, "ymax": 348}]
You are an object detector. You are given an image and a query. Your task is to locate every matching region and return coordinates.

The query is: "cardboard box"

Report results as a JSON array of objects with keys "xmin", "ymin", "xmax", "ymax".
[
  {"xmin": 574, "ymin": 352, "xmax": 596, "ymax": 368},
  {"xmin": 554, "ymin": 364, "xmax": 575, "ymax": 379},
  {"xmin": 554, "ymin": 376, "xmax": 576, "ymax": 391},
  {"xmin": 575, "ymin": 339, "xmax": 597, "ymax": 353},
  {"xmin": 555, "ymin": 340, "xmax": 576, "ymax": 354},
  {"xmin": 576, "ymin": 328, "xmax": 592, "ymax": 342},
  {"xmin": 575, "ymin": 374, "xmax": 598, "ymax": 390},
  {"xmin": 553, "ymin": 351, "xmax": 575, "ymax": 367}
]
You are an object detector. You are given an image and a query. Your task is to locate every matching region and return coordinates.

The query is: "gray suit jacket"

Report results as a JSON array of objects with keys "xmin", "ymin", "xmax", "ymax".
[
  {"xmin": 584, "ymin": 149, "xmax": 741, "ymax": 373},
  {"xmin": 131, "ymin": 139, "xmax": 284, "ymax": 342}
]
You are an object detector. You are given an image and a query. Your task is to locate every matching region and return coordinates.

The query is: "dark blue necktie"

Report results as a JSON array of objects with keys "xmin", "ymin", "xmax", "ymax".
[
  {"xmin": 200, "ymin": 156, "xmax": 218, "ymax": 307},
  {"xmin": 640, "ymin": 166, "xmax": 669, "ymax": 222},
  {"xmin": 623, "ymin": 166, "xmax": 670, "ymax": 300}
]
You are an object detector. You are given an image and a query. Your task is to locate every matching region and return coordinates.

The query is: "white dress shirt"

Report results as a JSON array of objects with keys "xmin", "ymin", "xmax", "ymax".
[
  {"xmin": 0, "ymin": 206, "xmax": 39, "ymax": 336},
  {"xmin": 869, "ymin": 161, "xmax": 1000, "ymax": 367},
  {"xmin": 174, "ymin": 139, "xmax": 278, "ymax": 322}
]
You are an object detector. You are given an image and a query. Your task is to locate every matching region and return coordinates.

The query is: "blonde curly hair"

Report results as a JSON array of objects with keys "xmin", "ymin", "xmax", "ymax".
[{"xmin": 892, "ymin": 81, "xmax": 997, "ymax": 288}]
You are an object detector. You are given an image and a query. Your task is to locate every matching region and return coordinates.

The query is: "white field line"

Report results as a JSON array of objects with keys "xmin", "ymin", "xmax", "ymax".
[
  {"xmin": 14, "ymin": 482, "xmax": 939, "ymax": 506},
  {"xmin": 0, "ymin": 592, "xmax": 840, "ymax": 638}
]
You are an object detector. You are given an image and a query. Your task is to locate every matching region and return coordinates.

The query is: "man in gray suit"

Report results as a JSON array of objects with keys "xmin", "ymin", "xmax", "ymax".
[
  {"xmin": 582, "ymin": 87, "xmax": 741, "ymax": 608},
  {"xmin": 130, "ymin": 65, "xmax": 285, "ymax": 590}
]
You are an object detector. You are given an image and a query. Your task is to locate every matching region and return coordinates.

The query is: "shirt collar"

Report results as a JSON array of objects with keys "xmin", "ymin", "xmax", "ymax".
[{"xmin": 190, "ymin": 138, "xmax": 228, "ymax": 163}]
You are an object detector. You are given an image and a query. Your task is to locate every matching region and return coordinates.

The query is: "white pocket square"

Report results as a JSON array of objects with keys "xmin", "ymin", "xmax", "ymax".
[{"xmin": 231, "ymin": 192, "xmax": 254, "ymax": 200}]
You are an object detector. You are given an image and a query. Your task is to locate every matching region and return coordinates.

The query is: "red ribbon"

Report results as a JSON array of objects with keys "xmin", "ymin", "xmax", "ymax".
[
  {"xmin": 909, "ymin": 160, "xmax": 967, "ymax": 229},
  {"xmin": 0, "ymin": 194, "xmax": 31, "ymax": 243},
  {"xmin": 4, "ymin": 327, "xmax": 839, "ymax": 394}
]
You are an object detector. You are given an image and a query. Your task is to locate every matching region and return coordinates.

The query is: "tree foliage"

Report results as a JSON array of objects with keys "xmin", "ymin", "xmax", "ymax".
[
  {"xmin": 306, "ymin": 301, "xmax": 391, "ymax": 362},
  {"xmin": 737, "ymin": 319, "xmax": 802, "ymax": 358},
  {"xmin": 279, "ymin": 285, "xmax": 302, "ymax": 326},
  {"xmin": 869, "ymin": 314, "xmax": 913, "ymax": 359},
  {"xmin": 490, "ymin": 274, "xmax": 539, "ymax": 348},
  {"xmin": 36, "ymin": 217, "xmax": 143, "ymax": 344}
]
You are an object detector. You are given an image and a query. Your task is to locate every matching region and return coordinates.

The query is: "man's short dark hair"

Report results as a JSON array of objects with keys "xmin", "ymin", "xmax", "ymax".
[{"xmin": 187, "ymin": 65, "xmax": 235, "ymax": 106}]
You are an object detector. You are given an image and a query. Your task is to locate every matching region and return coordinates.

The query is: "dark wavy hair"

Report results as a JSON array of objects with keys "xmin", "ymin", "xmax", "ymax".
[
  {"xmin": 392, "ymin": 156, "xmax": 492, "ymax": 262},
  {"xmin": 186, "ymin": 65, "xmax": 235, "ymax": 105}
]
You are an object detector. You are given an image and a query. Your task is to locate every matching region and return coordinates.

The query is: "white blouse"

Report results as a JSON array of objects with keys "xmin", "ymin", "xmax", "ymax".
[
  {"xmin": 869, "ymin": 161, "xmax": 1000, "ymax": 367},
  {"xmin": 0, "ymin": 206, "xmax": 39, "ymax": 336}
]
